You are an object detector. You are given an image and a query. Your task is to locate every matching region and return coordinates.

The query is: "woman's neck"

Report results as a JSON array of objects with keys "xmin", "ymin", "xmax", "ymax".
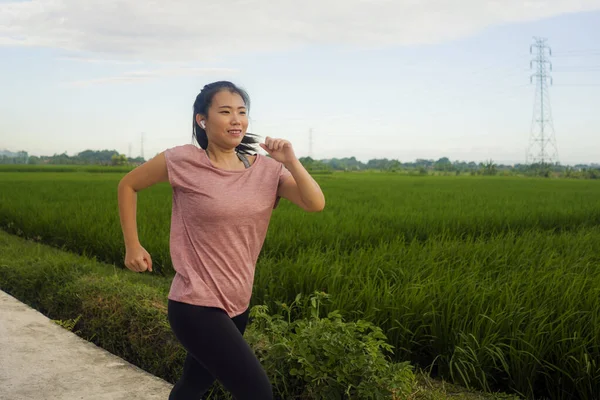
[{"xmin": 206, "ymin": 145, "xmax": 241, "ymax": 168}]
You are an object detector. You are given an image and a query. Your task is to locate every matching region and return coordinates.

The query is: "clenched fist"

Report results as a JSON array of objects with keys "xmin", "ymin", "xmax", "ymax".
[{"xmin": 125, "ymin": 244, "xmax": 153, "ymax": 273}]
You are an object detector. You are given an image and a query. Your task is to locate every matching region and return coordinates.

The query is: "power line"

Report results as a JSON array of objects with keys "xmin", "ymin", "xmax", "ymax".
[{"xmin": 527, "ymin": 37, "xmax": 559, "ymax": 166}]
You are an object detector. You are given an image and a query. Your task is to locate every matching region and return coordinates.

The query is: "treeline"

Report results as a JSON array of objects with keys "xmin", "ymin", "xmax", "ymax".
[
  {"xmin": 2, "ymin": 150, "xmax": 599, "ymax": 179},
  {"xmin": 300, "ymin": 156, "xmax": 600, "ymax": 179},
  {"xmin": 0, "ymin": 150, "xmax": 144, "ymax": 166}
]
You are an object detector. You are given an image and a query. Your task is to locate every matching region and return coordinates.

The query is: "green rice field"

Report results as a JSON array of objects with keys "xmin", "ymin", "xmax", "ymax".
[{"xmin": 1, "ymin": 167, "xmax": 599, "ymax": 399}]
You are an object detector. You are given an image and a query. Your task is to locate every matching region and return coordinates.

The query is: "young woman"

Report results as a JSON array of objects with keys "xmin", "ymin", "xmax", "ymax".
[{"xmin": 117, "ymin": 81, "xmax": 325, "ymax": 399}]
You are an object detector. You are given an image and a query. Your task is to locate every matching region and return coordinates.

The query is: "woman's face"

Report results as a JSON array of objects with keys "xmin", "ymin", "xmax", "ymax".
[{"xmin": 198, "ymin": 90, "xmax": 248, "ymax": 147}]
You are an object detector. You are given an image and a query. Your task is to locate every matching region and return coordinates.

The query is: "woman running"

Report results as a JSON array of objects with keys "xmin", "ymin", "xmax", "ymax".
[{"xmin": 117, "ymin": 81, "xmax": 326, "ymax": 399}]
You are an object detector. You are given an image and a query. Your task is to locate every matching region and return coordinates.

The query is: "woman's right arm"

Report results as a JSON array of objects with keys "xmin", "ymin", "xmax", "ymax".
[{"xmin": 117, "ymin": 152, "xmax": 169, "ymax": 250}]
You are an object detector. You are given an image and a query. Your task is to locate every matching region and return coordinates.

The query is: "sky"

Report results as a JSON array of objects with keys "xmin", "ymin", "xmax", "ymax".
[{"xmin": 1, "ymin": 0, "xmax": 600, "ymax": 166}]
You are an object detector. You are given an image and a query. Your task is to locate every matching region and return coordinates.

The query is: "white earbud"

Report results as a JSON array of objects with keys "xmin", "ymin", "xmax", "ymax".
[{"xmin": 200, "ymin": 121, "xmax": 206, "ymax": 129}]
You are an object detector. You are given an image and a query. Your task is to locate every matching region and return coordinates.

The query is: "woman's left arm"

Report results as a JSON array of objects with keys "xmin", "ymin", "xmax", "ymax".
[
  {"xmin": 279, "ymin": 159, "xmax": 325, "ymax": 212},
  {"xmin": 260, "ymin": 137, "xmax": 325, "ymax": 212}
]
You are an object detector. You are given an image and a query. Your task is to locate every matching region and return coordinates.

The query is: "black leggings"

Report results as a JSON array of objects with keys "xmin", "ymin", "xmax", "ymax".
[{"xmin": 167, "ymin": 299, "xmax": 273, "ymax": 400}]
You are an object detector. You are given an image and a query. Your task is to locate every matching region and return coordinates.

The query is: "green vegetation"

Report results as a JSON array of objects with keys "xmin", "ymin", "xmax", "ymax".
[
  {"xmin": 2, "ymin": 149, "xmax": 599, "ymax": 178},
  {"xmin": 0, "ymin": 149, "xmax": 144, "ymax": 166},
  {"xmin": 1, "ymin": 230, "xmax": 519, "ymax": 399},
  {"xmin": 1, "ymin": 170, "xmax": 599, "ymax": 399}
]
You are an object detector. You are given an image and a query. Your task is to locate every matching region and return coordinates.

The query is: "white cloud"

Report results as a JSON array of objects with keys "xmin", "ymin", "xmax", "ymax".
[
  {"xmin": 1, "ymin": 0, "xmax": 599, "ymax": 62},
  {"xmin": 66, "ymin": 67, "xmax": 239, "ymax": 87}
]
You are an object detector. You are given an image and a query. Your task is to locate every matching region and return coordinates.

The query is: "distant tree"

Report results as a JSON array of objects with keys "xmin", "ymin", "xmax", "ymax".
[
  {"xmin": 387, "ymin": 159, "xmax": 402, "ymax": 172},
  {"xmin": 49, "ymin": 152, "xmax": 73, "ymax": 165},
  {"xmin": 299, "ymin": 156, "xmax": 332, "ymax": 173},
  {"xmin": 111, "ymin": 154, "xmax": 128, "ymax": 166},
  {"xmin": 434, "ymin": 157, "xmax": 453, "ymax": 171},
  {"xmin": 79, "ymin": 149, "xmax": 121, "ymax": 165},
  {"xmin": 127, "ymin": 156, "xmax": 146, "ymax": 165},
  {"xmin": 480, "ymin": 159, "xmax": 497, "ymax": 176}
]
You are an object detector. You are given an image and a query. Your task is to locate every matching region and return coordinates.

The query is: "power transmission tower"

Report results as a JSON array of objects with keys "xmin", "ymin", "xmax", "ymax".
[
  {"xmin": 140, "ymin": 133, "xmax": 145, "ymax": 160},
  {"xmin": 527, "ymin": 37, "xmax": 559, "ymax": 165}
]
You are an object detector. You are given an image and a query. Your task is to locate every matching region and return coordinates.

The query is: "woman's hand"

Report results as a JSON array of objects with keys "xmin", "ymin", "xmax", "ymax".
[
  {"xmin": 124, "ymin": 244, "xmax": 153, "ymax": 273},
  {"xmin": 259, "ymin": 137, "xmax": 297, "ymax": 165}
]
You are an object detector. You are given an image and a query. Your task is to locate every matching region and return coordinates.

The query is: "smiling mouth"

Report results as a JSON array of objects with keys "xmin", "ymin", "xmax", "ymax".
[{"xmin": 228, "ymin": 130, "xmax": 242, "ymax": 135}]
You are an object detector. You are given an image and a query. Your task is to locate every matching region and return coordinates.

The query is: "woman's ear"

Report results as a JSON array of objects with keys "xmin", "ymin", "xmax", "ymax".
[{"xmin": 195, "ymin": 114, "xmax": 205, "ymax": 128}]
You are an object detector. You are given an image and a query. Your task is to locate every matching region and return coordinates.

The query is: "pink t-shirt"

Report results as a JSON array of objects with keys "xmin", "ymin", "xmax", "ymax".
[{"xmin": 164, "ymin": 144, "xmax": 292, "ymax": 317}]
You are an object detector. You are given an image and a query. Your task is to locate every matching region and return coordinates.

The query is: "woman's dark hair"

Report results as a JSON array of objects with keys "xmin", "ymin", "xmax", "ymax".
[{"xmin": 192, "ymin": 81, "xmax": 261, "ymax": 155}]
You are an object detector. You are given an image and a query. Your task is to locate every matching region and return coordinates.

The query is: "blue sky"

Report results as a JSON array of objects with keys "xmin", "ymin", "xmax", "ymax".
[{"xmin": 1, "ymin": 1, "xmax": 599, "ymax": 165}]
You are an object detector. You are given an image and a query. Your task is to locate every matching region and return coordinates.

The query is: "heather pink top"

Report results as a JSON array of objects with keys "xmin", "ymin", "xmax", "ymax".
[{"xmin": 164, "ymin": 144, "xmax": 292, "ymax": 317}]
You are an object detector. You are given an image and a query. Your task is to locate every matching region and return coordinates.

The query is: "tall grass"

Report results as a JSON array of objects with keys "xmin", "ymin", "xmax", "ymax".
[
  {"xmin": 1, "ymin": 171, "xmax": 600, "ymax": 398},
  {"xmin": 1, "ymin": 173, "xmax": 599, "ymax": 269},
  {"xmin": 253, "ymin": 229, "xmax": 600, "ymax": 398}
]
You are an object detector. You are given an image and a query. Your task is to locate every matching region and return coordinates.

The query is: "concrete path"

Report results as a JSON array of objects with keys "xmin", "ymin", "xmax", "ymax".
[{"xmin": 0, "ymin": 289, "xmax": 173, "ymax": 400}]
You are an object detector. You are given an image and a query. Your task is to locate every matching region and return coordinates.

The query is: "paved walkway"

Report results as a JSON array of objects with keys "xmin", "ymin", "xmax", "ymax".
[{"xmin": 0, "ymin": 289, "xmax": 173, "ymax": 400}]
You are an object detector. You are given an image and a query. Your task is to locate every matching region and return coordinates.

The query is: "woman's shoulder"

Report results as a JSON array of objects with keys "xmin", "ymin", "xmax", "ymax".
[
  {"xmin": 165, "ymin": 143, "xmax": 200, "ymax": 160},
  {"xmin": 167, "ymin": 143, "xmax": 198, "ymax": 153}
]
